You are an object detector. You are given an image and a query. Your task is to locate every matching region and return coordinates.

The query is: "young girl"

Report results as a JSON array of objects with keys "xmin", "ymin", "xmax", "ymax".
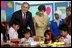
[
  {"xmin": 20, "ymin": 29, "xmax": 34, "ymax": 43},
  {"xmin": 44, "ymin": 30, "xmax": 55, "ymax": 44}
]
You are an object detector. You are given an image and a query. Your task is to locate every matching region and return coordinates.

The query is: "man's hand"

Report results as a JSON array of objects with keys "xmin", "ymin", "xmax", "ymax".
[{"xmin": 32, "ymin": 36, "xmax": 39, "ymax": 41}]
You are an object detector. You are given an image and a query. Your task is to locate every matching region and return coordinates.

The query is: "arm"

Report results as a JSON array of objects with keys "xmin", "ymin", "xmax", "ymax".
[
  {"xmin": 50, "ymin": 21, "xmax": 53, "ymax": 32},
  {"xmin": 33, "ymin": 17, "xmax": 37, "ymax": 33},
  {"xmin": 46, "ymin": 17, "xmax": 50, "ymax": 29},
  {"xmin": 61, "ymin": 19, "xmax": 65, "ymax": 24},
  {"xmin": 20, "ymin": 38, "xmax": 27, "ymax": 43},
  {"xmin": 29, "ymin": 13, "xmax": 36, "ymax": 36}
]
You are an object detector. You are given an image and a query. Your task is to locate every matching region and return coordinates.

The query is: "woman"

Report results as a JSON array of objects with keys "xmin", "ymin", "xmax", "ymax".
[
  {"xmin": 33, "ymin": 5, "xmax": 49, "ymax": 38},
  {"xmin": 65, "ymin": 7, "xmax": 71, "ymax": 35},
  {"xmin": 50, "ymin": 12, "xmax": 64, "ymax": 39}
]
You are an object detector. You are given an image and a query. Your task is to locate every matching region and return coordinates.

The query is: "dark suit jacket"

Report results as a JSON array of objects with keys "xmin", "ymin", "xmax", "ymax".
[
  {"xmin": 9, "ymin": 10, "xmax": 35, "ymax": 38},
  {"xmin": 1, "ymin": 24, "xmax": 8, "ymax": 42}
]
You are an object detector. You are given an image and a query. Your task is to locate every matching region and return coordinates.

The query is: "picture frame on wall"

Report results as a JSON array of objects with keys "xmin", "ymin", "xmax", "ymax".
[
  {"xmin": 6, "ymin": 1, "xmax": 14, "ymax": 22},
  {"xmin": 1, "ymin": 1, "xmax": 14, "ymax": 22}
]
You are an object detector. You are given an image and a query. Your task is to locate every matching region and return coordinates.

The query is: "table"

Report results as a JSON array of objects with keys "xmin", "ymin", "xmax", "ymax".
[{"xmin": 1, "ymin": 40, "xmax": 71, "ymax": 47}]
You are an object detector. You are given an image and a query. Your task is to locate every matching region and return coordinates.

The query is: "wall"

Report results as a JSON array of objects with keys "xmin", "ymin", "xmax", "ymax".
[
  {"xmin": 14, "ymin": 1, "xmax": 71, "ymax": 12},
  {"xmin": 14, "ymin": 1, "xmax": 71, "ymax": 21},
  {"xmin": 1, "ymin": 1, "xmax": 71, "ymax": 22}
]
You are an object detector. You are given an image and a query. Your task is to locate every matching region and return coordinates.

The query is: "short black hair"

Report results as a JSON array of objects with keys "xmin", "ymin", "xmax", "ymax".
[
  {"xmin": 66, "ymin": 7, "xmax": 71, "ymax": 11},
  {"xmin": 23, "ymin": 29, "xmax": 31, "ymax": 34},
  {"xmin": 59, "ymin": 24, "xmax": 68, "ymax": 32},
  {"xmin": 38, "ymin": 4, "xmax": 46, "ymax": 12},
  {"xmin": 23, "ymin": 29, "xmax": 32, "ymax": 37},
  {"xmin": 44, "ymin": 30, "xmax": 55, "ymax": 42},
  {"xmin": 12, "ymin": 20, "xmax": 20, "ymax": 26},
  {"xmin": 25, "ymin": 29, "xmax": 31, "ymax": 33},
  {"xmin": 44, "ymin": 30, "xmax": 51, "ymax": 37}
]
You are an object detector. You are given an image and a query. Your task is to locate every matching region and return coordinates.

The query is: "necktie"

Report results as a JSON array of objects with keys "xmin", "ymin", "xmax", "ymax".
[
  {"xmin": 22, "ymin": 13, "xmax": 26, "ymax": 20},
  {"xmin": 22, "ymin": 13, "xmax": 26, "ymax": 30},
  {"xmin": 23, "ymin": 13, "xmax": 26, "ymax": 22}
]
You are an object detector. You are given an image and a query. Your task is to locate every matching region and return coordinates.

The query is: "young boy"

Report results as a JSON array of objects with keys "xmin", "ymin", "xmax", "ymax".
[
  {"xmin": 59, "ymin": 24, "xmax": 71, "ymax": 47},
  {"xmin": 21, "ymin": 29, "xmax": 34, "ymax": 43},
  {"xmin": 8, "ymin": 21, "xmax": 20, "ymax": 40}
]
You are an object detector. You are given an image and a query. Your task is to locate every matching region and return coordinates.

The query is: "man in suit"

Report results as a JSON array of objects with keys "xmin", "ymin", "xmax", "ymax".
[{"xmin": 9, "ymin": 2, "xmax": 35, "ymax": 38}]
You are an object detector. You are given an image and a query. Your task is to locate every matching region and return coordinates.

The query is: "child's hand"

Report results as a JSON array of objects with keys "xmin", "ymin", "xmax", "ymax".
[
  {"xmin": 20, "ymin": 38, "xmax": 27, "ymax": 43},
  {"xmin": 58, "ymin": 37, "xmax": 64, "ymax": 42}
]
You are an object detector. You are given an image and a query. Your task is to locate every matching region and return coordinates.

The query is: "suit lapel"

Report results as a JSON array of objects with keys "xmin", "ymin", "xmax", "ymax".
[{"xmin": 19, "ymin": 10, "xmax": 23, "ymax": 24}]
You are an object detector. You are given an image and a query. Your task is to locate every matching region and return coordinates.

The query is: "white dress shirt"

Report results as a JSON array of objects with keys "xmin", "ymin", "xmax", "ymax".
[
  {"xmin": 63, "ymin": 34, "xmax": 71, "ymax": 46},
  {"xmin": 54, "ymin": 19, "xmax": 62, "ymax": 26},
  {"xmin": 8, "ymin": 27, "xmax": 18, "ymax": 40},
  {"xmin": 22, "ymin": 12, "xmax": 26, "ymax": 19},
  {"xmin": 61, "ymin": 34, "xmax": 71, "ymax": 47}
]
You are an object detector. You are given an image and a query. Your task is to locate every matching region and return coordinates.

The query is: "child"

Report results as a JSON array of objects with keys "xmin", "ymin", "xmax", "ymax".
[
  {"xmin": 44, "ymin": 30, "xmax": 55, "ymax": 44},
  {"xmin": 59, "ymin": 24, "xmax": 71, "ymax": 47},
  {"xmin": 8, "ymin": 20, "xmax": 20, "ymax": 40},
  {"xmin": 20, "ymin": 29, "xmax": 34, "ymax": 43}
]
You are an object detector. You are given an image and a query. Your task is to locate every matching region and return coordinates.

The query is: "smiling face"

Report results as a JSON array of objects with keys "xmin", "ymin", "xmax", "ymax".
[
  {"xmin": 61, "ymin": 30, "xmax": 68, "ymax": 37},
  {"xmin": 39, "ymin": 10, "xmax": 44, "ymax": 16},
  {"xmin": 24, "ymin": 32, "xmax": 30, "ymax": 39},
  {"xmin": 21, "ymin": 2, "xmax": 29, "ymax": 13},
  {"xmin": 38, "ymin": 5, "xmax": 46, "ymax": 16},
  {"xmin": 13, "ymin": 24, "xmax": 19, "ymax": 31},
  {"xmin": 45, "ymin": 34, "xmax": 50, "ymax": 40},
  {"xmin": 54, "ymin": 13, "xmax": 59, "ymax": 20},
  {"xmin": 66, "ymin": 8, "xmax": 71, "ymax": 16}
]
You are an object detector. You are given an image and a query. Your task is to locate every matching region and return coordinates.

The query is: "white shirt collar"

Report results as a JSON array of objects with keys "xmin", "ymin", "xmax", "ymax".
[
  {"xmin": 8, "ymin": 27, "xmax": 17, "ymax": 34},
  {"xmin": 54, "ymin": 19, "xmax": 62, "ymax": 26},
  {"xmin": 54, "ymin": 18, "xmax": 62, "ymax": 22},
  {"xmin": 10, "ymin": 27, "xmax": 16, "ymax": 32},
  {"xmin": 65, "ymin": 34, "xmax": 71, "ymax": 39}
]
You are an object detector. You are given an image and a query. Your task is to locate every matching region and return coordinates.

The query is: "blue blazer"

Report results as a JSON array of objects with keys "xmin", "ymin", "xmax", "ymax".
[{"xmin": 50, "ymin": 19, "xmax": 64, "ymax": 38}]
